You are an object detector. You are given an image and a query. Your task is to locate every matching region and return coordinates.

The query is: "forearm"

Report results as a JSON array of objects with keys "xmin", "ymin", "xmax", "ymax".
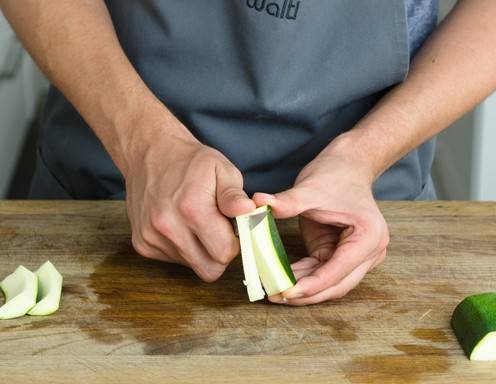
[
  {"xmin": 0, "ymin": 0, "xmax": 193, "ymax": 175},
  {"xmin": 328, "ymin": 0, "xmax": 496, "ymax": 182}
]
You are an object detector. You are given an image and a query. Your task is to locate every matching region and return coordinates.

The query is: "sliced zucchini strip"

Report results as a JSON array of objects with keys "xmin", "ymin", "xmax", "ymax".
[
  {"xmin": 236, "ymin": 206, "xmax": 296, "ymax": 301},
  {"xmin": 28, "ymin": 261, "xmax": 63, "ymax": 316},
  {"xmin": 0, "ymin": 265, "xmax": 37, "ymax": 320},
  {"xmin": 236, "ymin": 211, "xmax": 265, "ymax": 302}
]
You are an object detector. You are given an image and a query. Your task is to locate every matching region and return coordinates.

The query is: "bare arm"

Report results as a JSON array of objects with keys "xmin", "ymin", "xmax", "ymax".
[
  {"xmin": 0, "ymin": 0, "xmax": 190, "ymax": 173},
  {"xmin": 1, "ymin": 0, "xmax": 255, "ymax": 282},
  {"xmin": 332, "ymin": 0, "xmax": 496, "ymax": 180},
  {"xmin": 255, "ymin": 0, "xmax": 496, "ymax": 305}
]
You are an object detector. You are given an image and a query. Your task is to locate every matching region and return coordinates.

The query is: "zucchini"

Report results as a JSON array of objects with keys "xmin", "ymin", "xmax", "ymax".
[
  {"xmin": 0, "ymin": 265, "xmax": 38, "ymax": 320},
  {"xmin": 451, "ymin": 292, "xmax": 496, "ymax": 360},
  {"xmin": 236, "ymin": 210, "xmax": 266, "ymax": 302},
  {"xmin": 28, "ymin": 261, "xmax": 63, "ymax": 316},
  {"xmin": 236, "ymin": 206, "xmax": 296, "ymax": 301}
]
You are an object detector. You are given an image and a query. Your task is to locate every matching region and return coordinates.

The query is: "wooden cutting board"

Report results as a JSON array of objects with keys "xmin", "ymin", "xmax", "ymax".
[{"xmin": 0, "ymin": 201, "xmax": 495, "ymax": 383}]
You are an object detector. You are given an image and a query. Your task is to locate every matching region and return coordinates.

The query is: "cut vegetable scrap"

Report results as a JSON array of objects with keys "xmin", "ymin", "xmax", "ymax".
[
  {"xmin": 236, "ymin": 206, "xmax": 296, "ymax": 302},
  {"xmin": 0, "ymin": 265, "xmax": 37, "ymax": 320},
  {"xmin": 28, "ymin": 261, "xmax": 63, "ymax": 316},
  {"xmin": 451, "ymin": 292, "xmax": 496, "ymax": 361}
]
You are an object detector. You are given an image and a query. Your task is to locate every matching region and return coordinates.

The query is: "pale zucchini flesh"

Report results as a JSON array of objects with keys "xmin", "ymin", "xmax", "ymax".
[
  {"xmin": 471, "ymin": 332, "xmax": 496, "ymax": 361},
  {"xmin": 236, "ymin": 213, "xmax": 265, "ymax": 302},
  {"xmin": 28, "ymin": 261, "xmax": 63, "ymax": 316},
  {"xmin": 451, "ymin": 292, "xmax": 496, "ymax": 360},
  {"xmin": 236, "ymin": 206, "xmax": 296, "ymax": 301},
  {"xmin": 0, "ymin": 265, "xmax": 38, "ymax": 320}
]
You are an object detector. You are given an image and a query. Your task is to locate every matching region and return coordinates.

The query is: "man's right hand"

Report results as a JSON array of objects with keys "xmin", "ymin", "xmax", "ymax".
[
  {"xmin": 0, "ymin": 0, "xmax": 256, "ymax": 282},
  {"xmin": 123, "ymin": 118, "xmax": 255, "ymax": 282}
]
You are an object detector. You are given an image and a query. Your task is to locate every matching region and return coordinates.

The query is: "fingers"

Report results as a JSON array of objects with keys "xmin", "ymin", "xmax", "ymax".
[
  {"xmin": 138, "ymin": 225, "xmax": 186, "ymax": 265},
  {"xmin": 253, "ymin": 186, "xmax": 310, "ymax": 219},
  {"xmin": 150, "ymin": 214, "xmax": 229, "ymax": 282},
  {"xmin": 290, "ymin": 210, "xmax": 388, "ymax": 300},
  {"xmin": 131, "ymin": 227, "xmax": 182, "ymax": 264},
  {"xmin": 187, "ymin": 208, "xmax": 240, "ymax": 265},
  {"xmin": 146, "ymin": 160, "xmax": 252, "ymax": 277},
  {"xmin": 270, "ymin": 244, "xmax": 387, "ymax": 307},
  {"xmin": 174, "ymin": 187, "xmax": 241, "ymax": 265},
  {"xmin": 185, "ymin": 234, "xmax": 229, "ymax": 283},
  {"xmin": 278, "ymin": 257, "xmax": 376, "ymax": 306},
  {"xmin": 127, "ymin": 142, "xmax": 253, "ymax": 283},
  {"xmin": 299, "ymin": 217, "xmax": 339, "ymax": 261},
  {"xmin": 216, "ymin": 164, "xmax": 256, "ymax": 218},
  {"xmin": 282, "ymin": 227, "xmax": 375, "ymax": 299},
  {"xmin": 291, "ymin": 257, "xmax": 321, "ymax": 272}
]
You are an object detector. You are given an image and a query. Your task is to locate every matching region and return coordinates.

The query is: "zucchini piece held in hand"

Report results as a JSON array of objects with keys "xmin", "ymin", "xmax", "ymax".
[
  {"xmin": 0, "ymin": 265, "xmax": 38, "ymax": 320},
  {"xmin": 236, "ymin": 209, "xmax": 265, "ymax": 302},
  {"xmin": 28, "ymin": 261, "xmax": 63, "ymax": 316},
  {"xmin": 236, "ymin": 206, "xmax": 296, "ymax": 302},
  {"xmin": 451, "ymin": 292, "xmax": 496, "ymax": 361}
]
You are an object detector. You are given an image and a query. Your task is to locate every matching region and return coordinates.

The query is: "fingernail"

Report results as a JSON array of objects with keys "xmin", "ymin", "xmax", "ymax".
[
  {"xmin": 282, "ymin": 287, "xmax": 304, "ymax": 300},
  {"xmin": 268, "ymin": 294, "xmax": 288, "ymax": 304},
  {"xmin": 258, "ymin": 193, "xmax": 276, "ymax": 202},
  {"xmin": 233, "ymin": 193, "xmax": 248, "ymax": 201}
]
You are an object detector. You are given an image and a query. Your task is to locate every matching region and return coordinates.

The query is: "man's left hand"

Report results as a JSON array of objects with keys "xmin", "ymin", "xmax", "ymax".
[{"xmin": 253, "ymin": 147, "xmax": 389, "ymax": 305}]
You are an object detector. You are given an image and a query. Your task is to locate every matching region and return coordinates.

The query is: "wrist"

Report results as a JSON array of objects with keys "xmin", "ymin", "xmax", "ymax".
[
  {"xmin": 321, "ymin": 130, "xmax": 384, "ymax": 185},
  {"xmin": 100, "ymin": 92, "xmax": 198, "ymax": 178}
]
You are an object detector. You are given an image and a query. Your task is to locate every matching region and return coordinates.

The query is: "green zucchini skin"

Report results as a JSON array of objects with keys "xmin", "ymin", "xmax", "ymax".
[
  {"xmin": 266, "ymin": 207, "xmax": 296, "ymax": 285},
  {"xmin": 451, "ymin": 292, "xmax": 496, "ymax": 359}
]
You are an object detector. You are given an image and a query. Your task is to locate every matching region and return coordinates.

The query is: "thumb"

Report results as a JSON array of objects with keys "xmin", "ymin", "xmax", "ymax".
[
  {"xmin": 253, "ymin": 187, "xmax": 308, "ymax": 219},
  {"xmin": 216, "ymin": 165, "xmax": 256, "ymax": 218}
]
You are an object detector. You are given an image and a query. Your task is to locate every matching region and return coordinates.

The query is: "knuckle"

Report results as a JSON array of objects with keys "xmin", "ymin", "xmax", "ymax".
[
  {"xmin": 212, "ymin": 239, "xmax": 238, "ymax": 265},
  {"xmin": 377, "ymin": 224, "xmax": 390, "ymax": 250},
  {"xmin": 376, "ymin": 250, "xmax": 387, "ymax": 265},
  {"xmin": 370, "ymin": 215, "xmax": 386, "ymax": 231},
  {"xmin": 131, "ymin": 235, "xmax": 143, "ymax": 252},
  {"xmin": 379, "ymin": 230, "xmax": 390, "ymax": 250},
  {"xmin": 198, "ymin": 269, "xmax": 222, "ymax": 283},
  {"xmin": 212, "ymin": 250, "xmax": 234, "ymax": 266},
  {"xmin": 177, "ymin": 192, "xmax": 205, "ymax": 223},
  {"xmin": 177, "ymin": 197, "xmax": 195, "ymax": 219},
  {"xmin": 132, "ymin": 236, "xmax": 153, "ymax": 259},
  {"xmin": 361, "ymin": 209, "xmax": 385, "ymax": 228},
  {"xmin": 141, "ymin": 228, "xmax": 155, "ymax": 247},
  {"xmin": 199, "ymin": 273, "xmax": 218, "ymax": 283},
  {"xmin": 150, "ymin": 214, "xmax": 175, "ymax": 240},
  {"xmin": 196, "ymin": 264, "xmax": 225, "ymax": 283}
]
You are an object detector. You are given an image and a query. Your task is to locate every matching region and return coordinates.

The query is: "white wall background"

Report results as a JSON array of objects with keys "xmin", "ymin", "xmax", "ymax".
[
  {"xmin": 0, "ymin": 12, "xmax": 48, "ymax": 198},
  {"xmin": 433, "ymin": 1, "xmax": 496, "ymax": 200}
]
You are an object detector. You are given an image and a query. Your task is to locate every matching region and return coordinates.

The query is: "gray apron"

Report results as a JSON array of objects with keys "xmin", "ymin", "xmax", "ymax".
[{"xmin": 30, "ymin": 0, "xmax": 436, "ymax": 201}]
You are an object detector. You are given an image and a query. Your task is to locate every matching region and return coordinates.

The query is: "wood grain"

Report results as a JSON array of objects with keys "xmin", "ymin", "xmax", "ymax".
[{"xmin": 0, "ymin": 201, "xmax": 495, "ymax": 383}]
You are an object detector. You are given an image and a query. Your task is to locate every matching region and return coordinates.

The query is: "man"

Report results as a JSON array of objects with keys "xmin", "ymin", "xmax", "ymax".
[{"xmin": 1, "ymin": 1, "xmax": 495, "ymax": 305}]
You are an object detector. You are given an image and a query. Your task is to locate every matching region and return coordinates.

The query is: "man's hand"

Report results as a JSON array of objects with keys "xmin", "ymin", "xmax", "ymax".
[
  {"xmin": 0, "ymin": 0, "xmax": 256, "ymax": 282},
  {"xmin": 254, "ymin": 145, "xmax": 389, "ymax": 305},
  {"xmin": 124, "ymin": 121, "xmax": 255, "ymax": 283}
]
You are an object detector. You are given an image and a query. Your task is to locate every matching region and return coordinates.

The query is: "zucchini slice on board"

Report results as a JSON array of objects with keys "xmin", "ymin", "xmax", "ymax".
[
  {"xmin": 28, "ymin": 261, "xmax": 63, "ymax": 316},
  {"xmin": 236, "ymin": 206, "xmax": 296, "ymax": 302},
  {"xmin": 451, "ymin": 292, "xmax": 496, "ymax": 360},
  {"xmin": 0, "ymin": 266, "xmax": 38, "ymax": 320}
]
